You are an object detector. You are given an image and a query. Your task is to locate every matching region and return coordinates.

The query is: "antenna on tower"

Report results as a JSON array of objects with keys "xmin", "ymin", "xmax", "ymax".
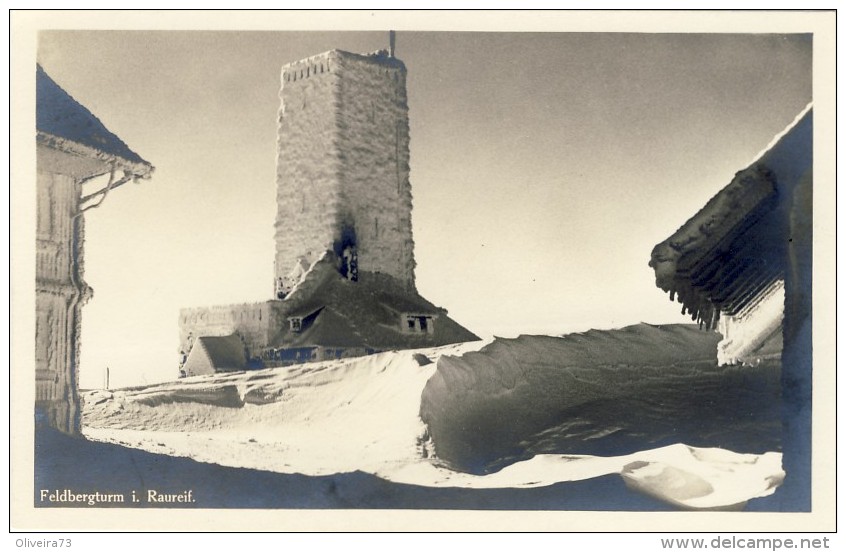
[{"xmin": 389, "ymin": 30, "xmax": 396, "ymax": 57}]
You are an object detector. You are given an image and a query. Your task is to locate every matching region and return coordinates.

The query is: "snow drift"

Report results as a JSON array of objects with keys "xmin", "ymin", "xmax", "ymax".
[
  {"xmin": 82, "ymin": 324, "xmax": 784, "ymax": 510},
  {"xmin": 421, "ymin": 324, "xmax": 781, "ymax": 474}
]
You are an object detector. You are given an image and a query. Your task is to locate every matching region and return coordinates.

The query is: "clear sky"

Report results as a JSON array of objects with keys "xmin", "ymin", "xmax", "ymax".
[{"xmin": 35, "ymin": 28, "xmax": 812, "ymax": 389}]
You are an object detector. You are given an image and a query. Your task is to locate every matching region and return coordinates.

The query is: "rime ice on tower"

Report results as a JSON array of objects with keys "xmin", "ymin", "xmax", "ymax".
[
  {"xmin": 179, "ymin": 47, "xmax": 478, "ymax": 376},
  {"xmin": 274, "ymin": 49, "xmax": 415, "ymax": 298}
]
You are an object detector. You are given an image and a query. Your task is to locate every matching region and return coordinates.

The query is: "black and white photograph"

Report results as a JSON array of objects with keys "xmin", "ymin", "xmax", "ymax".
[{"xmin": 10, "ymin": 10, "xmax": 836, "ymax": 534}]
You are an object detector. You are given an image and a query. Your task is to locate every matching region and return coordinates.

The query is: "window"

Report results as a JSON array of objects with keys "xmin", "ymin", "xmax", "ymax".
[{"xmin": 404, "ymin": 315, "xmax": 435, "ymax": 334}]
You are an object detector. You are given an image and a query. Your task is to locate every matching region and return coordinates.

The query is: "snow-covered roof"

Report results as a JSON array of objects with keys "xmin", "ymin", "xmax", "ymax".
[
  {"xmin": 270, "ymin": 254, "xmax": 479, "ymax": 350},
  {"xmin": 36, "ymin": 64, "xmax": 153, "ymax": 177},
  {"xmin": 196, "ymin": 335, "xmax": 247, "ymax": 371},
  {"xmin": 649, "ymin": 108, "xmax": 812, "ymax": 328}
]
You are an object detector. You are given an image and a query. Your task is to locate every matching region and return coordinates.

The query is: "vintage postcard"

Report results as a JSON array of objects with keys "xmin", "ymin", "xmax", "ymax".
[{"xmin": 9, "ymin": 10, "xmax": 837, "ymax": 534}]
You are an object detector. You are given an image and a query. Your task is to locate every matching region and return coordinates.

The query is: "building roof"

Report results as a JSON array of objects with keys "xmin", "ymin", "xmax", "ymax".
[
  {"xmin": 649, "ymin": 107, "xmax": 812, "ymax": 328},
  {"xmin": 287, "ymin": 308, "xmax": 369, "ymax": 349},
  {"xmin": 36, "ymin": 64, "xmax": 153, "ymax": 176},
  {"xmin": 269, "ymin": 253, "xmax": 479, "ymax": 350},
  {"xmin": 196, "ymin": 335, "xmax": 247, "ymax": 371}
]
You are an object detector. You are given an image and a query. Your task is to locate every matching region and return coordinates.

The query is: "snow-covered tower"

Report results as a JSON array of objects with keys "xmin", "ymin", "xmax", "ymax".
[
  {"xmin": 274, "ymin": 49, "xmax": 415, "ymax": 297},
  {"xmin": 178, "ymin": 45, "xmax": 478, "ymax": 374}
]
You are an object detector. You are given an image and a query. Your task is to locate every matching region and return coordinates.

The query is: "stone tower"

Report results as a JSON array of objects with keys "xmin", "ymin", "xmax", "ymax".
[
  {"xmin": 274, "ymin": 49, "xmax": 415, "ymax": 297},
  {"xmin": 179, "ymin": 47, "xmax": 478, "ymax": 373}
]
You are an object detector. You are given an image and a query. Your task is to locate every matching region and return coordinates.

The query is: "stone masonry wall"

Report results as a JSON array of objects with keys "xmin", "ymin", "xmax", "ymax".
[
  {"xmin": 178, "ymin": 301, "xmax": 283, "ymax": 359},
  {"xmin": 335, "ymin": 51, "xmax": 415, "ymax": 288},
  {"xmin": 274, "ymin": 52, "xmax": 343, "ymax": 294}
]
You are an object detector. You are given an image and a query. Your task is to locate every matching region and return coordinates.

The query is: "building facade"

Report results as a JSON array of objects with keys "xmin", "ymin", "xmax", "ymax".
[
  {"xmin": 649, "ymin": 106, "xmax": 813, "ymax": 508},
  {"xmin": 36, "ymin": 65, "xmax": 154, "ymax": 434}
]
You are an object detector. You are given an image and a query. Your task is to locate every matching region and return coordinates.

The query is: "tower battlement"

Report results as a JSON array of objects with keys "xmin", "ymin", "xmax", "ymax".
[{"xmin": 279, "ymin": 49, "xmax": 405, "ymax": 82}]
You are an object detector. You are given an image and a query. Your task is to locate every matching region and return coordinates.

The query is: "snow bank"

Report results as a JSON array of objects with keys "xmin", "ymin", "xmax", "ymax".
[
  {"xmin": 84, "ymin": 341, "xmax": 481, "ymax": 476},
  {"xmin": 386, "ymin": 444, "xmax": 782, "ymax": 511},
  {"xmin": 420, "ymin": 323, "xmax": 779, "ymax": 472},
  {"xmin": 82, "ymin": 325, "xmax": 783, "ymax": 510}
]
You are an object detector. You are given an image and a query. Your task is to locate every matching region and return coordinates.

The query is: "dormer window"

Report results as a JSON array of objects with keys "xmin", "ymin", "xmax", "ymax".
[
  {"xmin": 403, "ymin": 314, "xmax": 435, "ymax": 334},
  {"xmin": 287, "ymin": 306, "xmax": 323, "ymax": 334},
  {"xmin": 289, "ymin": 318, "xmax": 302, "ymax": 332}
]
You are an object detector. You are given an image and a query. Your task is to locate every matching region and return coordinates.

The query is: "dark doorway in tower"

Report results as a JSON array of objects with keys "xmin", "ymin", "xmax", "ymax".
[{"xmin": 335, "ymin": 225, "xmax": 358, "ymax": 282}]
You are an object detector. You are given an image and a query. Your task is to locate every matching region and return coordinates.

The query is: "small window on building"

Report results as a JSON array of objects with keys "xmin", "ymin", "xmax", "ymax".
[
  {"xmin": 404, "ymin": 315, "xmax": 435, "ymax": 334},
  {"xmin": 290, "ymin": 318, "xmax": 302, "ymax": 332}
]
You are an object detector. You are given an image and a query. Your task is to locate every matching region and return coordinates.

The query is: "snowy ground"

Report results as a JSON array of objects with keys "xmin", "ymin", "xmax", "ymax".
[{"xmin": 81, "ymin": 327, "xmax": 785, "ymax": 511}]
